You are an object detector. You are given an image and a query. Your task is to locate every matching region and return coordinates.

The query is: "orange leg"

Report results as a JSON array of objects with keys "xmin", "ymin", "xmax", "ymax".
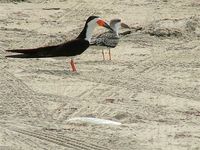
[
  {"xmin": 108, "ymin": 49, "xmax": 112, "ymax": 60},
  {"xmin": 70, "ymin": 58, "xmax": 77, "ymax": 72},
  {"xmin": 102, "ymin": 50, "xmax": 105, "ymax": 61}
]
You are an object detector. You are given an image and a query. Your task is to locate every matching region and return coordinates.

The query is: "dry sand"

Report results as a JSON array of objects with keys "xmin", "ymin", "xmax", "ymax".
[{"xmin": 0, "ymin": 0, "xmax": 200, "ymax": 149}]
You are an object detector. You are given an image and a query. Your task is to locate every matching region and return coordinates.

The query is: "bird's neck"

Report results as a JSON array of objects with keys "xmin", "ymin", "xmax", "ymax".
[
  {"xmin": 77, "ymin": 24, "xmax": 95, "ymax": 42},
  {"xmin": 113, "ymin": 29, "xmax": 119, "ymax": 37},
  {"xmin": 111, "ymin": 25, "xmax": 119, "ymax": 37},
  {"xmin": 85, "ymin": 24, "xmax": 96, "ymax": 42}
]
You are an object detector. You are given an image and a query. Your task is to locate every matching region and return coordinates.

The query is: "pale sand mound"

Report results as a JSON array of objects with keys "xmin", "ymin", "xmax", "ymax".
[{"xmin": 145, "ymin": 16, "xmax": 200, "ymax": 37}]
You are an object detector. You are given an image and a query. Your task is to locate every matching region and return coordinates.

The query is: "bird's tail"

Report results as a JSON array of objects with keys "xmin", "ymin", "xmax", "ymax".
[
  {"xmin": 6, "ymin": 48, "xmax": 37, "ymax": 54},
  {"xmin": 119, "ymin": 30, "xmax": 132, "ymax": 36},
  {"xmin": 6, "ymin": 45, "xmax": 58, "ymax": 58}
]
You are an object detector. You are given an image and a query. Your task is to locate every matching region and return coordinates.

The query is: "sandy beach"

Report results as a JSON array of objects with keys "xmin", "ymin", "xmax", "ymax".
[{"xmin": 0, "ymin": 0, "xmax": 200, "ymax": 149}]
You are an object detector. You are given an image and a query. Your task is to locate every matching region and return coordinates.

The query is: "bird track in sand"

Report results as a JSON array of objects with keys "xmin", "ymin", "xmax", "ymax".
[
  {"xmin": 0, "ymin": 70, "xmax": 48, "ymax": 119},
  {"xmin": 8, "ymin": 127, "xmax": 111, "ymax": 150}
]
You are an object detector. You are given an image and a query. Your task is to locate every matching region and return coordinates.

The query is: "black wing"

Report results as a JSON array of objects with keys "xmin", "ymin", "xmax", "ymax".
[{"xmin": 6, "ymin": 39, "xmax": 89, "ymax": 58}]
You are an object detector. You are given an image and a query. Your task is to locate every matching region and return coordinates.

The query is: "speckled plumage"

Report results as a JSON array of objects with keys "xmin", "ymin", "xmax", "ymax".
[
  {"xmin": 91, "ymin": 31, "xmax": 119, "ymax": 48},
  {"xmin": 90, "ymin": 19, "xmax": 130, "ymax": 51},
  {"xmin": 90, "ymin": 19, "xmax": 130, "ymax": 60}
]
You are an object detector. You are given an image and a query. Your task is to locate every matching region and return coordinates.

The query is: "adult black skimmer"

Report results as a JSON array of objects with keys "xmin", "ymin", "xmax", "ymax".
[
  {"xmin": 6, "ymin": 16, "xmax": 113, "ymax": 72},
  {"xmin": 90, "ymin": 19, "xmax": 130, "ymax": 60}
]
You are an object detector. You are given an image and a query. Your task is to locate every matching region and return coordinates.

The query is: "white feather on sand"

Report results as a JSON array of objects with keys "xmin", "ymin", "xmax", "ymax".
[{"xmin": 67, "ymin": 117, "xmax": 122, "ymax": 125}]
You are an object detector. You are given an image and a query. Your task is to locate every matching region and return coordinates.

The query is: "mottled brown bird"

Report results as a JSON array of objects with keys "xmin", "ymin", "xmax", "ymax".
[{"xmin": 90, "ymin": 19, "xmax": 130, "ymax": 60}]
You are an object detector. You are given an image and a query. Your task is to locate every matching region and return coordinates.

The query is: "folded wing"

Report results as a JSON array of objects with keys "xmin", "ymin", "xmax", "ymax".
[{"xmin": 6, "ymin": 39, "xmax": 89, "ymax": 58}]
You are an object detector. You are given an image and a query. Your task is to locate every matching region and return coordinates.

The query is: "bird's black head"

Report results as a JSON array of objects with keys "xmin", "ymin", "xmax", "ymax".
[
  {"xmin": 85, "ymin": 16, "xmax": 100, "ymax": 24},
  {"xmin": 77, "ymin": 16, "xmax": 113, "ymax": 40},
  {"xmin": 86, "ymin": 16, "xmax": 113, "ymax": 31}
]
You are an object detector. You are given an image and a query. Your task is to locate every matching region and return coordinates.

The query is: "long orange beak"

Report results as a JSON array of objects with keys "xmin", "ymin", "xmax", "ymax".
[{"xmin": 97, "ymin": 19, "xmax": 113, "ymax": 31}]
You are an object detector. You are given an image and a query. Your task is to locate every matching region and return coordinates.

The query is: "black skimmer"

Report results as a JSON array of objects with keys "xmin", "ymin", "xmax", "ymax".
[
  {"xmin": 6, "ymin": 16, "xmax": 113, "ymax": 72},
  {"xmin": 90, "ymin": 19, "xmax": 130, "ymax": 60}
]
